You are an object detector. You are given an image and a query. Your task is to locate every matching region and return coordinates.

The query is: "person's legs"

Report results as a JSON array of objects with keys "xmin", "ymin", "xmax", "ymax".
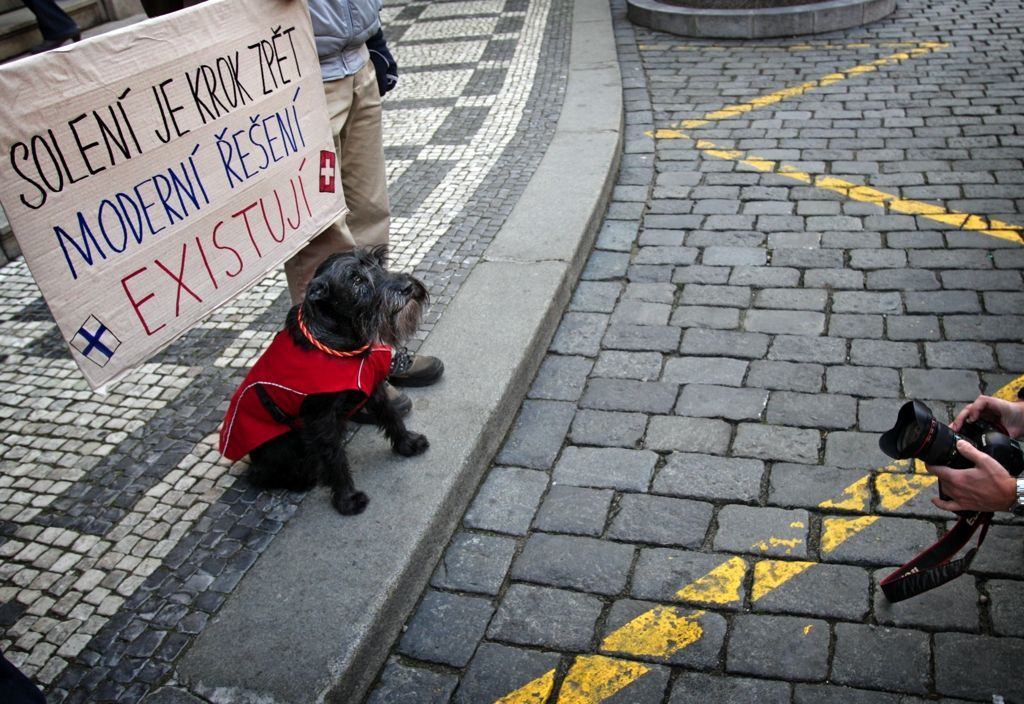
[
  {"xmin": 138, "ymin": 0, "xmax": 186, "ymax": 16},
  {"xmin": 21, "ymin": 0, "xmax": 78, "ymax": 44},
  {"xmin": 337, "ymin": 60, "xmax": 390, "ymax": 251},
  {"xmin": 284, "ymin": 75, "xmax": 359, "ymax": 304}
]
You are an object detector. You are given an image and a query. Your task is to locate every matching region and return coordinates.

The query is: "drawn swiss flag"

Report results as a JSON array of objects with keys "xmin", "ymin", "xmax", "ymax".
[{"xmin": 319, "ymin": 150, "xmax": 337, "ymax": 193}]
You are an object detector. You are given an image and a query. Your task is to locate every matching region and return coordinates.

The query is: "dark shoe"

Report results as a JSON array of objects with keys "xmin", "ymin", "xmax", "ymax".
[
  {"xmin": 30, "ymin": 31, "xmax": 80, "ymax": 54},
  {"xmin": 350, "ymin": 383, "xmax": 411, "ymax": 424},
  {"xmin": 388, "ymin": 347, "xmax": 444, "ymax": 387}
]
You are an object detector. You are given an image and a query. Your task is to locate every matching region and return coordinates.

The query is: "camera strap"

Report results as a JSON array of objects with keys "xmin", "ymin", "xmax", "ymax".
[{"xmin": 880, "ymin": 511, "xmax": 992, "ymax": 602}]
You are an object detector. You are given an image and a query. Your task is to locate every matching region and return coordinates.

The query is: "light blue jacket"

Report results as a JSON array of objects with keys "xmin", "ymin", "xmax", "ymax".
[{"xmin": 305, "ymin": 0, "xmax": 382, "ymax": 81}]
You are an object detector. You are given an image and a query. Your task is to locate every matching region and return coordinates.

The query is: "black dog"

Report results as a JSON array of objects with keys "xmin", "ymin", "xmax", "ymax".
[{"xmin": 219, "ymin": 247, "xmax": 429, "ymax": 515}]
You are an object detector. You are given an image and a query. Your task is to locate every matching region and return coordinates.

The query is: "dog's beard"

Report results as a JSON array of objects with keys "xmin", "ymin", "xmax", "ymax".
[{"xmin": 376, "ymin": 296, "xmax": 423, "ymax": 347}]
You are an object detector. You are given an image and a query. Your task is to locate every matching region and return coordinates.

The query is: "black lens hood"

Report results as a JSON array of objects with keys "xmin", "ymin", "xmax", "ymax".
[{"xmin": 879, "ymin": 400, "xmax": 934, "ymax": 459}]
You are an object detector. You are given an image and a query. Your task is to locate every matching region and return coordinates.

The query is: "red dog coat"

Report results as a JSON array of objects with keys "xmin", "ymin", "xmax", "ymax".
[{"xmin": 219, "ymin": 330, "xmax": 392, "ymax": 461}]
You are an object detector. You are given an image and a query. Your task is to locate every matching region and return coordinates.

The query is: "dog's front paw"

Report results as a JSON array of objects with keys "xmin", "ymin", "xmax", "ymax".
[
  {"xmin": 333, "ymin": 490, "xmax": 369, "ymax": 515},
  {"xmin": 394, "ymin": 432, "xmax": 429, "ymax": 457}
]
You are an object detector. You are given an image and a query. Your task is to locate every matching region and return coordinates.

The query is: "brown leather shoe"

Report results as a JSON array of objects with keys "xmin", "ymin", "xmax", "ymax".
[{"xmin": 388, "ymin": 347, "xmax": 444, "ymax": 387}]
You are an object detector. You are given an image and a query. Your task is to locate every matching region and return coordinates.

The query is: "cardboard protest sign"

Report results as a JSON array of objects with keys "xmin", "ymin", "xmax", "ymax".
[{"xmin": 0, "ymin": 0, "xmax": 345, "ymax": 390}]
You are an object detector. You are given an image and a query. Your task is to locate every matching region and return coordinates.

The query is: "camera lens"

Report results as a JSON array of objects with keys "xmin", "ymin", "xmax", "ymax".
[
  {"xmin": 880, "ymin": 401, "xmax": 971, "ymax": 469},
  {"xmin": 897, "ymin": 422, "xmax": 923, "ymax": 454}
]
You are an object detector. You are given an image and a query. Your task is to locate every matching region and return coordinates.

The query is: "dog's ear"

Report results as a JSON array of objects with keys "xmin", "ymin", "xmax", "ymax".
[
  {"xmin": 306, "ymin": 279, "xmax": 330, "ymax": 303},
  {"xmin": 369, "ymin": 245, "xmax": 389, "ymax": 269}
]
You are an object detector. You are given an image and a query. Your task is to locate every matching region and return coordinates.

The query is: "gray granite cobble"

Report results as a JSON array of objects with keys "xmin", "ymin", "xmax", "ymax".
[
  {"xmin": 826, "ymin": 366, "xmax": 902, "ymax": 398},
  {"xmin": 593, "ymin": 350, "xmax": 663, "ymax": 380},
  {"xmin": 820, "ymin": 515, "xmax": 937, "ymax": 565},
  {"xmin": 552, "ymin": 446, "xmax": 657, "ymax": 491},
  {"xmin": 830, "ymin": 426, "xmax": 906, "ymax": 468},
  {"xmin": 603, "ymin": 324, "xmax": 681, "ymax": 352},
  {"xmin": 496, "ymin": 400, "xmax": 576, "ymax": 470},
  {"xmin": 581, "ymin": 379, "xmax": 679, "ymax": 414},
  {"xmin": 464, "ymin": 468, "xmax": 549, "ymax": 536},
  {"xmin": 901, "ymin": 368, "xmax": 981, "ymax": 402},
  {"xmin": 669, "ymin": 673, "xmax": 790, "ymax": 704},
  {"xmin": 904, "ymin": 290, "xmax": 982, "ymax": 314},
  {"xmin": 550, "ymin": 312, "xmax": 609, "ymax": 356},
  {"xmin": 610, "ymin": 300, "xmax": 672, "ymax": 327},
  {"xmin": 487, "ymin": 583, "xmax": 603, "ymax": 651},
  {"xmin": 653, "ymin": 453, "xmax": 763, "ymax": 503},
  {"xmin": 511, "ymin": 533, "xmax": 634, "ymax": 596},
  {"xmin": 768, "ymin": 336, "xmax": 847, "ymax": 364},
  {"xmin": 630, "ymin": 548, "xmax": 746, "ymax": 607},
  {"xmin": 743, "ymin": 310, "xmax": 826, "ymax": 336},
  {"xmin": 753, "ymin": 288, "xmax": 827, "ymax": 311},
  {"xmin": 729, "ymin": 266, "xmax": 800, "ymax": 287},
  {"xmin": 569, "ymin": 409, "xmax": 647, "ymax": 448},
  {"xmin": 753, "ymin": 562, "xmax": 870, "ymax": 620},
  {"xmin": 849, "ymin": 340, "xmax": 921, "ymax": 368},
  {"xmin": 870, "ymin": 568, "xmax": 980, "ymax": 632},
  {"xmin": 397, "ymin": 590, "xmax": 494, "ymax": 667},
  {"xmin": 732, "ymin": 424, "xmax": 821, "ymax": 464},
  {"xmin": 645, "ymin": 416, "xmax": 733, "ymax": 455},
  {"xmin": 676, "ymin": 385, "xmax": 768, "ymax": 421},
  {"xmin": 934, "ymin": 633, "xmax": 1024, "ymax": 702},
  {"xmin": 670, "ymin": 305, "xmax": 741, "ymax": 330},
  {"xmin": 533, "ymin": 485, "xmax": 613, "ymax": 537},
  {"xmin": 923, "ymin": 341, "xmax": 996, "ymax": 370},
  {"xmin": 680, "ymin": 329, "xmax": 770, "ymax": 359},
  {"xmin": 431, "ymin": 532, "xmax": 517, "ymax": 596},
  {"xmin": 989, "ymin": 580, "xmax": 1024, "ymax": 636},
  {"xmin": 829, "ymin": 314, "xmax": 885, "ymax": 339},
  {"xmin": 765, "ymin": 392, "xmax": 858, "ymax": 430},
  {"xmin": 714, "ymin": 506, "xmax": 809, "ymax": 558},
  {"xmin": 831, "ymin": 624, "xmax": 931, "ymax": 695},
  {"xmin": 662, "ymin": 356, "xmax": 748, "ymax": 386},
  {"xmin": 726, "ymin": 615, "xmax": 829, "ymax": 682},
  {"xmin": 454, "ymin": 644, "xmax": 560, "ymax": 704},
  {"xmin": 607, "ymin": 494, "xmax": 714, "ymax": 548},
  {"xmin": 366, "ymin": 659, "xmax": 458, "ymax": 704},
  {"xmin": 746, "ymin": 361, "xmax": 823, "ymax": 393},
  {"xmin": 528, "ymin": 355, "xmax": 594, "ymax": 401},
  {"xmin": 885, "ymin": 315, "xmax": 941, "ymax": 341},
  {"xmin": 570, "ymin": 281, "xmax": 622, "ymax": 313}
]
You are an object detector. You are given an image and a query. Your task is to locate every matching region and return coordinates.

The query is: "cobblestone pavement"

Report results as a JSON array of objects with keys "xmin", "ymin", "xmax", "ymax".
[
  {"xmin": 370, "ymin": 0, "xmax": 1024, "ymax": 702},
  {"xmin": 0, "ymin": 0, "xmax": 570, "ymax": 700}
]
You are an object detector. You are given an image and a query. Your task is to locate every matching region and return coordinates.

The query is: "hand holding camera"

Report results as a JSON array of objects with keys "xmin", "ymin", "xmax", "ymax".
[
  {"xmin": 878, "ymin": 396, "xmax": 1024, "ymax": 514},
  {"xmin": 877, "ymin": 395, "xmax": 1024, "ymax": 601},
  {"xmin": 926, "ymin": 440, "xmax": 1018, "ymax": 513}
]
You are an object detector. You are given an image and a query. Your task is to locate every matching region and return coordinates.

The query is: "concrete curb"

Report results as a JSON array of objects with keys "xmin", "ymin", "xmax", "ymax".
[
  {"xmin": 172, "ymin": 0, "xmax": 623, "ymax": 702},
  {"xmin": 626, "ymin": 0, "xmax": 896, "ymax": 38}
]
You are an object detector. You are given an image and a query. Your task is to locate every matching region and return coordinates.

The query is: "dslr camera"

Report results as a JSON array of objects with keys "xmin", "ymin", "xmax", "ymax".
[{"xmin": 879, "ymin": 400, "xmax": 1024, "ymax": 499}]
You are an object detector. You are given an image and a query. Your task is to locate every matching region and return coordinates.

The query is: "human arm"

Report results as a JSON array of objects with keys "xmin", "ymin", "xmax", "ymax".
[{"xmin": 366, "ymin": 28, "xmax": 398, "ymax": 96}]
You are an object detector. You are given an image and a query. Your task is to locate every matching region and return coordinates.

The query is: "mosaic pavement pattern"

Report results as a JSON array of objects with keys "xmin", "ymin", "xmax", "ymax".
[
  {"xmin": 368, "ymin": 0, "xmax": 1024, "ymax": 702},
  {"xmin": 0, "ymin": 0, "xmax": 570, "ymax": 700}
]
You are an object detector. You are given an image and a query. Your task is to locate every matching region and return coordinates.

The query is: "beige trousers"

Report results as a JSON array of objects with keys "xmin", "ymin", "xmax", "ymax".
[{"xmin": 284, "ymin": 59, "xmax": 390, "ymax": 303}]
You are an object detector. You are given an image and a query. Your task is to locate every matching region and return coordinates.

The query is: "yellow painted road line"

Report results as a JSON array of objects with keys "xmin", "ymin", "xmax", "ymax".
[
  {"xmin": 671, "ymin": 42, "xmax": 948, "ymax": 129},
  {"xmin": 557, "ymin": 656, "xmax": 650, "ymax": 704},
  {"xmin": 675, "ymin": 555, "xmax": 746, "ymax": 605},
  {"xmin": 494, "ymin": 373, "xmax": 1024, "ymax": 703},
  {"xmin": 497, "ymin": 669, "xmax": 555, "ymax": 704},
  {"xmin": 601, "ymin": 607, "xmax": 705, "ymax": 658},
  {"xmin": 657, "ymin": 133, "xmax": 1024, "ymax": 245},
  {"xmin": 752, "ymin": 560, "xmax": 815, "ymax": 601}
]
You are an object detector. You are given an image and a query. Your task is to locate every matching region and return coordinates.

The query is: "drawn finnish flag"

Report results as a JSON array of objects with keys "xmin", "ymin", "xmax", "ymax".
[{"xmin": 71, "ymin": 316, "xmax": 121, "ymax": 367}]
